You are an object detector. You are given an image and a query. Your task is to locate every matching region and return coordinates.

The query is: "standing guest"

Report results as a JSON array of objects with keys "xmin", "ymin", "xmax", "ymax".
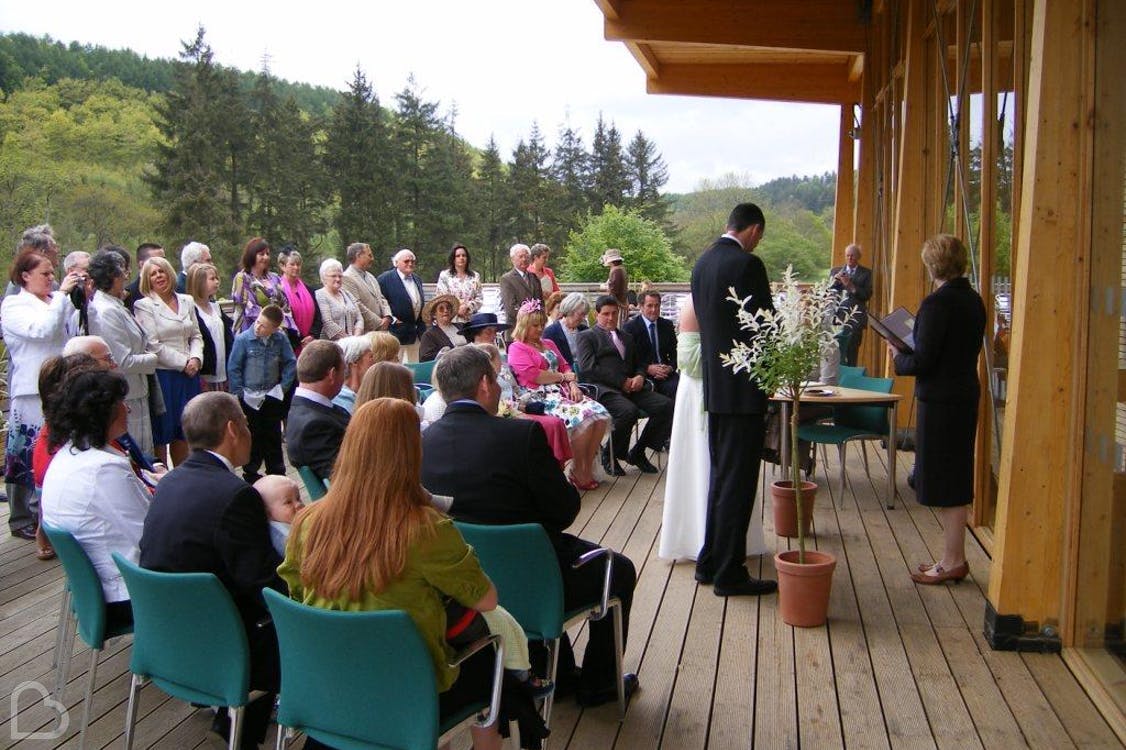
[
  {"xmin": 188, "ymin": 263, "xmax": 233, "ymax": 393},
  {"xmin": 277, "ymin": 247, "xmax": 322, "ymax": 354},
  {"xmin": 575, "ymin": 296, "xmax": 672, "ymax": 477},
  {"xmin": 829, "ymin": 243, "xmax": 873, "ymax": 366},
  {"xmin": 227, "ymin": 305, "xmax": 297, "ymax": 484},
  {"xmin": 529, "ymin": 243, "xmax": 559, "ymax": 296},
  {"xmin": 285, "ymin": 340, "xmax": 350, "ymax": 482},
  {"xmin": 124, "ymin": 243, "xmax": 164, "ymax": 313},
  {"xmin": 543, "ymin": 293, "xmax": 589, "ymax": 370},
  {"xmin": 1, "ymin": 251, "xmax": 80, "ymax": 542},
  {"xmin": 435, "ymin": 243, "xmax": 483, "ymax": 322},
  {"xmin": 62, "ymin": 251, "xmax": 94, "ymax": 336},
  {"xmin": 498, "ymin": 243, "xmax": 542, "ymax": 339},
  {"xmin": 42, "ymin": 369, "xmax": 150, "ymax": 628},
  {"xmin": 623, "ymin": 291, "xmax": 679, "ymax": 401},
  {"xmin": 332, "ymin": 334, "xmax": 378, "ymax": 414},
  {"xmin": 139, "ymin": 392, "xmax": 285, "ymax": 748},
  {"xmin": 690, "ymin": 202, "xmax": 777, "ymax": 597},
  {"xmin": 458, "ymin": 313, "xmax": 509, "ymax": 347},
  {"xmin": 341, "ymin": 242, "xmax": 393, "ymax": 333},
  {"xmin": 315, "ymin": 259, "xmax": 364, "ymax": 340},
  {"xmin": 231, "ymin": 237, "xmax": 297, "ymax": 337},
  {"xmin": 133, "ymin": 256, "xmax": 203, "ymax": 467},
  {"xmin": 890, "ymin": 235, "xmax": 985, "ymax": 585},
  {"xmin": 601, "ymin": 248, "xmax": 629, "ymax": 328},
  {"xmin": 377, "ymin": 248, "xmax": 426, "ymax": 362},
  {"xmin": 5, "ymin": 225, "xmax": 59, "ymax": 298},
  {"xmin": 418, "ymin": 294, "xmax": 466, "ymax": 362},
  {"xmin": 177, "ymin": 241, "xmax": 211, "ymax": 293},
  {"xmin": 87, "ymin": 251, "xmax": 158, "ymax": 453}
]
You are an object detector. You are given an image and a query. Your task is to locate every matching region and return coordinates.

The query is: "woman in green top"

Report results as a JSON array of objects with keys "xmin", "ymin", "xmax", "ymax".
[{"xmin": 279, "ymin": 397, "xmax": 503, "ymax": 750}]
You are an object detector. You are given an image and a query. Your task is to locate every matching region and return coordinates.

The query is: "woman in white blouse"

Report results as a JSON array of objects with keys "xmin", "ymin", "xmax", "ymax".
[
  {"xmin": 315, "ymin": 258, "xmax": 364, "ymax": 340},
  {"xmin": 0, "ymin": 250, "xmax": 80, "ymax": 541},
  {"xmin": 435, "ymin": 243, "xmax": 484, "ymax": 322},
  {"xmin": 133, "ymin": 256, "xmax": 203, "ymax": 466},
  {"xmin": 187, "ymin": 263, "xmax": 233, "ymax": 393}
]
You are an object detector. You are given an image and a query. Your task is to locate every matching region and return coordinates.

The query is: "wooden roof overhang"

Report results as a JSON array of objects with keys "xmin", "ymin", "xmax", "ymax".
[{"xmin": 595, "ymin": 0, "xmax": 870, "ymax": 105}]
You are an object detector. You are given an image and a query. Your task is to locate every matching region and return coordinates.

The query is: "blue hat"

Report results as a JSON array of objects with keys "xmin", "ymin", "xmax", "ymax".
[{"xmin": 458, "ymin": 312, "xmax": 510, "ymax": 334}]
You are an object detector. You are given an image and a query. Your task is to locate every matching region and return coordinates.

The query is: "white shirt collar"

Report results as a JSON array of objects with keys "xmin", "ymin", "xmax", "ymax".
[
  {"xmin": 721, "ymin": 232, "xmax": 744, "ymax": 249},
  {"xmin": 295, "ymin": 386, "xmax": 334, "ymax": 408},
  {"xmin": 205, "ymin": 450, "xmax": 236, "ymax": 473}
]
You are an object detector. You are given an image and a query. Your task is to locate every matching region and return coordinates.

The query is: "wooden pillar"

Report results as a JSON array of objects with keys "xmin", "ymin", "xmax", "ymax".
[
  {"xmin": 832, "ymin": 103, "xmax": 856, "ymax": 268},
  {"xmin": 853, "ymin": 54, "xmax": 879, "ymax": 375},
  {"xmin": 985, "ymin": 0, "xmax": 1093, "ymax": 651}
]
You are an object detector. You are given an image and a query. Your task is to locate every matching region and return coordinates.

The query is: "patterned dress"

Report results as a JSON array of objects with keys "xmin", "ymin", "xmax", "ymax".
[
  {"xmin": 230, "ymin": 270, "xmax": 297, "ymax": 334},
  {"xmin": 507, "ymin": 340, "xmax": 611, "ymax": 432},
  {"xmin": 435, "ymin": 269, "xmax": 483, "ymax": 323}
]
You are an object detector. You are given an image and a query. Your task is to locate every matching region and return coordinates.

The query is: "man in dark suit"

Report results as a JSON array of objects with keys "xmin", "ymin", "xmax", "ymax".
[
  {"xmin": 139, "ymin": 391, "xmax": 284, "ymax": 747},
  {"xmin": 829, "ymin": 243, "xmax": 873, "ymax": 366},
  {"xmin": 623, "ymin": 290, "xmax": 679, "ymax": 401},
  {"xmin": 420, "ymin": 346, "xmax": 637, "ymax": 707},
  {"xmin": 691, "ymin": 202, "xmax": 778, "ymax": 597},
  {"xmin": 498, "ymin": 243, "xmax": 543, "ymax": 341},
  {"xmin": 575, "ymin": 295, "xmax": 672, "ymax": 476},
  {"xmin": 124, "ymin": 242, "xmax": 163, "ymax": 313},
  {"xmin": 376, "ymin": 248, "xmax": 426, "ymax": 362},
  {"xmin": 285, "ymin": 340, "xmax": 350, "ymax": 481}
]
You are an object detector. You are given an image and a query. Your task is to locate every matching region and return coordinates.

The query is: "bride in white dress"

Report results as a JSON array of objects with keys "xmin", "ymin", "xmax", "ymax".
[{"xmin": 659, "ymin": 297, "xmax": 767, "ymax": 561}]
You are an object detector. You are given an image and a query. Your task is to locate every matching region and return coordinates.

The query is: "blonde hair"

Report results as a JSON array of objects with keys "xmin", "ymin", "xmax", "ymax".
[
  {"xmin": 291, "ymin": 399, "xmax": 438, "ymax": 600},
  {"xmin": 139, "ymin": 256, "xmax": 178, "ymax": 297},
  {"xmin": 512, "ymin": 309, "xmax": 547, "ymax": 343},
  {"xmin": 921, "ymin": 234, "xmax": 968, "ymax": 281},
  {"xmin": 369, "ymin": 332, "xmax": 401, "ymax": 363},
  {"xmin": 187, "ymin": 263, "xmax": 218, "ymax": 302},
  {"xmin": 356, "ymin": 361, "xmax": 417, "ymax": 407}
]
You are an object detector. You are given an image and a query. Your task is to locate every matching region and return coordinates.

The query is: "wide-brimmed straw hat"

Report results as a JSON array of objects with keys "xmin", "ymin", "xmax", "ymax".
[
  {"xmin": 422, "ymin": 294, "xmax": 459, "ymax": 322},
  {"xmin": 458, "ymin": 312, "xmax": 510, "ymax": 334},
  {"xmin": 600, "ymin": 248, "xmax": 624, "ymax": 266}
]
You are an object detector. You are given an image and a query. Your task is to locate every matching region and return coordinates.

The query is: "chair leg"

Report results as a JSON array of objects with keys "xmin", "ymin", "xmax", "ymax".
[
  {"xmin": 227, "ymin": 706, "xmax": 245, "ymax": 750},
  {"xmin": 57, "ymin": 612, "xmax": 77, "ymax": 700},
  {"xmin": 274, "ymin": 724, "xmax": 287, "ymax": 750},
  {"xmin": 540, "ymin": 638, "xmax": 561, "ymax": 730},
  {"xmin": 52, "ymin": 586, "xmax": 70, "ymax": 669},
  {"xmin": 53, "ymin": 588, "xmax": 73, "ymax": 697},
  {"xmin": 860, "ymin": 442, "xmax": 872, "ymax": 479},
  {"xmin": 837, "ymin": 444, "xmax": 847, "ymax": 508},
  {"xmin": 79, "ymin": 647, "xmax": 99, "ymax": 748},
  {"xmin": 613, "ymin": 603, "xmax": 626, "ymax": 720},
  {"xmin": 123, "ymin": 674, "xmax": 142, "ymax": 750}
]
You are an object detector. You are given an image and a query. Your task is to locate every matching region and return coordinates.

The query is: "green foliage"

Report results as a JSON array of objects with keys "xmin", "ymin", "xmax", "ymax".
[{"xmin": 561, "ymin": 205, "xmax": 687, "ymax": 283}]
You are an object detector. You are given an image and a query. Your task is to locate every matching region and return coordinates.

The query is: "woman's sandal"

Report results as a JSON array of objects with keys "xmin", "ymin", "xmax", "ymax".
[
  {"xmin": 569, "ymin": 475, "xmax": 600, "ymax": 492},
  {"xmin": 36, "ymin": 545, "xmax": 56, "ymax": 561},
  {"xmin": 522, "ymin": 675, "xmax": 555, "ymax": 700}
]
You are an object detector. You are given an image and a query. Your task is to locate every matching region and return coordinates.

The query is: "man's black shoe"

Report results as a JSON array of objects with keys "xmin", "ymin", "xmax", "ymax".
[
  {"xmin": 627, "ymin": 449, "xmax": 658, "ymax": 474},
  {"xmin": 576, "ymin": 672, "xmax": 639, "ymax": 708},
  {"xmin": 601, "ymin": 453, "xmax": 626, "ymax": 477},
  {"xmin": 714, "ymin": 578, "xmax": 778, "ymax": 597},
  {"xmin": 694, "ymin": 568, "xmax": 713, "ymax": 585},
  {"xmin": 10, "ymin": 525, "xmax": 36, "ymax": 541}
]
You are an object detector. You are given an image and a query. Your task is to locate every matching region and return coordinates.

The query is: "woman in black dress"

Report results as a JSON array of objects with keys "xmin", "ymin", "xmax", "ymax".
[{"xmin": 890, "ymin": 235, "xmax": 985, "ymax": 585}]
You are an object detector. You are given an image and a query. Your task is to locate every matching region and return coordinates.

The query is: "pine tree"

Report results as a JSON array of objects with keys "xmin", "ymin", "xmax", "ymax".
[
  {"xmin": 551, "ymin": 121, "xmax": 591, "ymax": 241},
  {"xmin": 588, "ymin": 114, "xmax": 630, "ymax": 211},
  {"xmin": 625, "ymin": 130, "xmax": 671, "ymax": 224},
  {"xmin": 474, "ymin": 136, "xmax": 512, "ymax": 281},
  {"xmin": 509, "ymin": 122, "xmax": 553, "ymax": 244}
]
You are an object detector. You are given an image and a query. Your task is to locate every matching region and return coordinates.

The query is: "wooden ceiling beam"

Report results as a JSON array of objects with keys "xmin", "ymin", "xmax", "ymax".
[
  {"xmin": 646, "ymin": 62, "xmax": 860, "ymax": 105},
  {"xmin": 604, "ymin": 0, "xmax": 868, "ymax": 54}
]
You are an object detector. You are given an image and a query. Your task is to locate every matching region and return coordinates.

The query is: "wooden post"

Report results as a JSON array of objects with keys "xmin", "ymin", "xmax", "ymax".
[
  {"xmin": 831, "ymin": 104, "xmax": 856, "ymax": 269},
  {"xmin": 853, "ymin": 53, "xmax": 879, "ymax": 374}
]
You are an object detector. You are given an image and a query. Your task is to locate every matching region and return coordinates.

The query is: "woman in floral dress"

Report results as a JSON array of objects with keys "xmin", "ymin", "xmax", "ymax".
[
  {"xmin": 435, "ymin": 243, "xmax": 483, "ymax": 323},
  {"xmin": 230, "ymin": 237, "xmax": 297, "ymax": 336}
]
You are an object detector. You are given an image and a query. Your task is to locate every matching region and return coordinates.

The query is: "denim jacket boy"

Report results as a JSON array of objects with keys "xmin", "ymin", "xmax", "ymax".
[{"xmin": 227, "ymin": 328, "xmax": 297, "ymax": 398}]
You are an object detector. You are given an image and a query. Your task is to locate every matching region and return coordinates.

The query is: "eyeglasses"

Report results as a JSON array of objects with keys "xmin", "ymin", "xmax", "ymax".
[{"xmin": 401, "ymin": 259, "xmax": 416, "ymax": 265}]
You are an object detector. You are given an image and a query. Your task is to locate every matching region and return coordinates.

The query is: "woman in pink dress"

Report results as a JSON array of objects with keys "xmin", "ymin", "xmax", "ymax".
[{"xmin": 277, "ymin": 247, "xmax": 321, "ymax": 354}]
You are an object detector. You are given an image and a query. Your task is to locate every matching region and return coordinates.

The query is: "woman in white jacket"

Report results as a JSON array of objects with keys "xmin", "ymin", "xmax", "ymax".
[{"xmin": 1, "ymin": 250, "xmax": 80, "ymax": 541}]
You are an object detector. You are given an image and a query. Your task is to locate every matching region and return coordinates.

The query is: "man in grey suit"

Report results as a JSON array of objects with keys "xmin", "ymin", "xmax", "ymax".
[
  {"xmin": 341, "ymin": 242, "xmax": 393, "ymax": 332},
  {"xmin": 498, "ymin": 243, "xmax": 543, "ymax": 340},
  {"xmin": 829, "ymin": 243, "xmax": 873, "ymax": 367}
]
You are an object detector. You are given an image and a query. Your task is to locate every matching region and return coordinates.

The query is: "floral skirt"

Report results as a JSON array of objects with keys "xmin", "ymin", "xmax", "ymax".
[
  {"xmin": 533, "ymin": 385, "xmax": 610, "ymax": 433},
  {"xmin": 5, "ymin": 395, "xmax": 43, "ymax": 489}
]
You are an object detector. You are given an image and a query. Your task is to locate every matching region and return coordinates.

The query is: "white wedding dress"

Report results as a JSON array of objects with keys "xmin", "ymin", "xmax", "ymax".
[{"xmin": 659, "ymin": 332, "xmax": 767, "ymax": 560}]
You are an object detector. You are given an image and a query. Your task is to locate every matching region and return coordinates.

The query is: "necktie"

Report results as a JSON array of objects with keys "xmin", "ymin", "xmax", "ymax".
[
  {"xmin": 610, "ymin": 329, "xmax": 625, "ymax": 359},
  {"xmin": 649, "ymin": 322, "xmax": 660, "ymax": 364}
]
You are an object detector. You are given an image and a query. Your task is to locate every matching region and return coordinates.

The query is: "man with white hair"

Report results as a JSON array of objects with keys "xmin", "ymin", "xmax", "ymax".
[
  {"xmin": 61, "ymin": 334, "xmax": 114, "ymax": 364},
  {"xmin": 177, "ymin": 241, "xmax": 211, "ymax": 293},
  {"xmin": 376, "ymin": 248, "xmax": 426, "ymax": 362},
  {"xmin": 498, "ymin": 243, "xmax": 543, "ymax": 342}
]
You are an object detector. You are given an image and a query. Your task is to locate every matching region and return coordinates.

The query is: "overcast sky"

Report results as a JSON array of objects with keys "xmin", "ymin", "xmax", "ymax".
[{"xmin": 2, "ymin": 1, "xmax": 841, "ymax": 194}]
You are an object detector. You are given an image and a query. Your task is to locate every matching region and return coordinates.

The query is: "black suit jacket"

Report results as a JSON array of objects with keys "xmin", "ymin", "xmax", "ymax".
[
  {"xmin": 622, "ymin": 315, "xmax": 678, "ymax": 370},
  {"xmin": 691, "ymin": 236, "xmax": 774, "ymax": 414},
  {"xmin": 574, "ymin": 325, "xmax": 645, "ymax": 398},
  {"xmin": 542, "ymin": 321, "xmax": 585, "ymax": 370},
  {"xmin": 421, "ymin": 401, "xmax": 580, "ymax": 552},
  {"xmin": 893, "ymin": 277, "xmax": 985, "ymax": 402},
  {"xmin": 285, "ymin": 394, "xmax": 350, "ymax": 480},
  {"xmin": 139, "ymin": 451, "xmax": 284, "ymax": 630},
  {"xmin": 376, "ymin": 269, "xmax": 426, "ymax": 344},
  {"xmin": 829, "ymin": 264, "xmax": 873, "ymax": 327},
  {"xmin": 124, "ymin": 277, "xmax": 143, "ymax": 314}
]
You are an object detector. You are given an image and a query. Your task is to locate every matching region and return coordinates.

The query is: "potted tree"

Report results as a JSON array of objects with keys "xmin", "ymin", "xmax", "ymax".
[{"xmin": 720, "ymin": 266, "xmax": 851, "ymax": 627}]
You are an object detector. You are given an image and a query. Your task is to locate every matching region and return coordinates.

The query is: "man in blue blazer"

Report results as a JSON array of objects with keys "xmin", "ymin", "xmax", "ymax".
[{"xmin": 376, "ymin": 248, "xmax": 426, "ymax": 361}]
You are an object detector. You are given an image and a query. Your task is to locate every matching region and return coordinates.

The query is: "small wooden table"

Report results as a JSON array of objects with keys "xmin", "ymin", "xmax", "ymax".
[{"xmin": 772, "ymin": 385, "xmax": 904, "ymax": 509}]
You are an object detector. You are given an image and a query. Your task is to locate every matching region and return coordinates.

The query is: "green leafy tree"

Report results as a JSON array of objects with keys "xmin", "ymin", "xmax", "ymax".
[
  {"xmin": 508, "ymin": 123, "xmax": 554, "ymax": 244},
  {"xmin": 561, "ymin": 204, "xmax": 687, "ymax": 283}
]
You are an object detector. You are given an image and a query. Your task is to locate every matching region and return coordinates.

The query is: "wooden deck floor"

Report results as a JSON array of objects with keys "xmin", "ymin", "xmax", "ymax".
[{"xmin": 0, "ymin": 447, "xmax": 1121, "ymax": 749}]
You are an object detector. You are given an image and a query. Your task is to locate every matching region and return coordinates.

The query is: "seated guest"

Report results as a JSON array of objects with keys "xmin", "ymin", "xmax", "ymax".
[
  {"xmin": 41, "ymin": 369, "xmax": 150, "ymax": 629},
  {"xmin": 254, "ymin": 475, "xmax": 303, "ymax": 557},
  {"xmin": 356, "ymin": 361, "xmax": 418, "ymax": 409},
  {"xmin": 421, "ymin": 346, "xmax": 639, "ymax": 707},
  {"xmin": 575, "ymin": 295, "xmax": 672, "ymax": 477},
  {"xmin": 623, "ymin": 291, "xmax": 679, "ymax": 401},
  {"xmin": 332, "ymin": 335, "xmax": 378, "ymax": 413},
  {"xmin": 139, "ymin": 392, "xmax": 284, "ymax": 747},
  {"xmin": 543, "ymin": 293, "xmax": 589, "ymax": 370},
  {"xmin": 418, "ymin": 294, "xmax": 466, "ymax": 362},
  {"xmin": 285, "ymin": 340, "xmax": 349, "ymax": 482},
  {"xmin": 369, "ymin": 330, "xmax": 401, "ymax": 364},
  {"xmin": 458, "ymin": 312, "xmax": 509, "ymax": 346}
]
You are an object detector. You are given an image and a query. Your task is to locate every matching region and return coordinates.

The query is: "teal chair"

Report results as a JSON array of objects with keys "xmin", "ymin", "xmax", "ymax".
[
  {"xmin": 838, "ymin": 364, "xmax": 867, "ymax": 386},
  {"xmin": 454, "ymin": 522, "xmax": 626, "ymax": 728},
  {"xmin": 263, "ymin": 589, "xmax": 503, "ymax": 750},
  {"xmin": 297, "ymin": 465, "xmax": 328, "ymax": 501},
  {"xmin": 113, "ymin": 554, "xmax": 260, "ymax": 750},
  {"xmin": 40, "ymin": 524, "xmax": 134, "ymax": 747},
  {"xmin": 798, "ymin": 375, "xmax": 895, "ymax": 507},
  {"xmin": 406, "ymin": 359, "xmax": 436, "ymax": 388}
]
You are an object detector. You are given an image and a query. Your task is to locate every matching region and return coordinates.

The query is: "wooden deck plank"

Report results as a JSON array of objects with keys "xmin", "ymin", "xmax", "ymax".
[{"xmin": 1022, "ymin": 652, "xmax": 1121, "ymax": 748}]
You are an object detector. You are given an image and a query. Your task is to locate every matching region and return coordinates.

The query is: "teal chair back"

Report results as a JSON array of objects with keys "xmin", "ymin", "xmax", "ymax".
[
  {"xmin": 838, "ymin": 364, "xmax": 867, "ymax": 386},
  {"xmin": 113, "ymin": 554, "xmax": 250, "ymax": 707},
  {"xmin": 406, "ymin": 359, "xmax": 436, "ymax": 387},
  {"xmin": 834, "ymin": 375, "xmax": 895, "ymax": 434},
  {"xmin": 41, "ymin": 524, "xmax": 120, "ymax": 649},
  {"xmin": 263, "ymin": 589, "xmax": 441, "ymax": 750},
  {"xmin": 297, "ymin": 465, "xmax": 327, "ymax": 501},
  {"xmin": 454, "ymin": 522, "xmax": 565, "ymax": 641}
]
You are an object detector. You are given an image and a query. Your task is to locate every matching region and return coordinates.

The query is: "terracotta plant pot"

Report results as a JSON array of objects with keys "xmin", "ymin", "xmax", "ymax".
[
  {"xmin": 775, "ymin": 549, "xmax": 837, "ymax": 627},
  {"xmin": 770, "ymin": 480, "xmax": 818, "ymax": 538}
]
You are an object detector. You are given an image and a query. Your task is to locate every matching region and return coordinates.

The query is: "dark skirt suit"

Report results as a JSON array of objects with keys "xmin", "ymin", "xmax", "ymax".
[{"xmin": 893, "ymin": 277, "xmax": 986, "ymax": 507}]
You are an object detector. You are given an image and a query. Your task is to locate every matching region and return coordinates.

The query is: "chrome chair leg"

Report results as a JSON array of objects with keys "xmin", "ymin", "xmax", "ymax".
[
  {"xmin": 53, "ymin": 588, "xmax": 73, "ymax": 697},
  {"xmin": 227, "ymin": 706, "xmax": 245, "ymax": 750},
  {"xmin": 123, "ymin": 674, "xmax": 142, "ymax": 750},
  {"xmin": 837, "ymin": 443, "xmax": 847, "ymax": 508},
  {"xmin": 79, "ymin": 647, "xmax": 99, "ymax": 748},
  {"xmin": 541, "ymin": 638, "xmax": 561, "ymax": 729},
  {"xmin": 612, "ymin": 602, "xmax": 626, "ymax": 719}
]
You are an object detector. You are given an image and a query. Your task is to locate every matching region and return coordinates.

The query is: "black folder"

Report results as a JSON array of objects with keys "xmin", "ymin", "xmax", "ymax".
[{"xmin": 869, "ymin": 307, "xmax": 916, "ymax": 354}]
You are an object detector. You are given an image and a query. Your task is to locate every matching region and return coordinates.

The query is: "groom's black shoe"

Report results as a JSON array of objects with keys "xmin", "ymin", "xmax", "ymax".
[
  {"xmin": 694, "ymin": 568, "xmax": 713, "ymax": 585},
  {"xmin": 601, "ymin": 447, "xmax": 626, "ymax": 477},
  {"xmin": 714, "ymin": 578, "xmax": 778, "ymax": 597},
  {"xmin": 626, "ymin": 447, "xmax": 658, "ymax": 474}
]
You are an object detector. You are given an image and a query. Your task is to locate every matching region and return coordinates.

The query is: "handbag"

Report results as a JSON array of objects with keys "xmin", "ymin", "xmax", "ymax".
[{"xmin": 444, "ymin": 598, "xmax": 490, "ymax": 648}]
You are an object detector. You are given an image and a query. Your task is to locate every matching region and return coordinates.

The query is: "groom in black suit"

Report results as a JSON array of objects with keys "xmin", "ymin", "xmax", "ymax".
[{"xmin": 690, "ymin": 203, "xmax": 778, "ymax": 597}]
